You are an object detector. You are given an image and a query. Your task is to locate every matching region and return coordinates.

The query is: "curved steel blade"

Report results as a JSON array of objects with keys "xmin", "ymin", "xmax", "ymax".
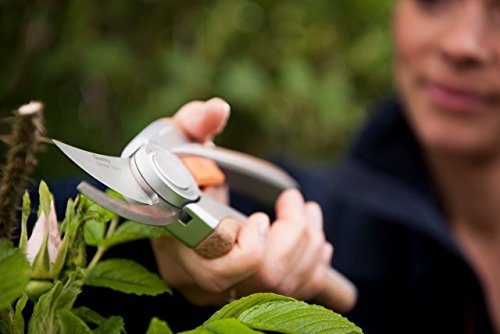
[
  {"xmin": 53, "ymin": 139, "xmax": 153, "ymax": 205},
  {"xmin": 77, "ymin": 182, "xmax": 176, "ymax": 226}
]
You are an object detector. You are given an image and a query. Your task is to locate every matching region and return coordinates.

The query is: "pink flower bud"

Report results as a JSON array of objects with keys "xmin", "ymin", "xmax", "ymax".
[{"xmin": 27, "ymin": 200, "xmax": 61, "ymax": 265}]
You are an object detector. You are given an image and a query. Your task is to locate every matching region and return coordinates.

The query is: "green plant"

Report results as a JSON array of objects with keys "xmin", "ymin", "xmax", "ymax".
[
  {"xmin": 0, "ymin": 182, "xmax": 362, "ymax": 334},
  {"xmin": 0, "ymin": 102, "xmax": 44, "ymax": 240},
  {"xmin": 0, "ymin": 101, "xmax": 362, "ymax": 333},
  {"xmin": 0, "ymin": 102, "xmax": 363, "ymax": 334}
]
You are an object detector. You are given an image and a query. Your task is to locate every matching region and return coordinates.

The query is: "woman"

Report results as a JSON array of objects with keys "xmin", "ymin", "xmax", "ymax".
[{"xmin": 83, "ymin": 0, "xmax": 499, "ymax": 332}]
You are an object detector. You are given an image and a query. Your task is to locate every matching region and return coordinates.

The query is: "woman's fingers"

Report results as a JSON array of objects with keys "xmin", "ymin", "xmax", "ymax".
[
  {"xmin": 275, "ymin": 201, "xmax": 327, "ymax": 295},
  {"xmin": 171, "ymin": 97, "xmax": 230, "ymax": 142},
  {"xmin": 178, "ymin": 213, "xmax": 269, "ymax": 293},
  {"xmin": 258, "ymin": 189, "xmax": 311, "ymax": 290},
  {"xmin": 293, "ymin": 242, "xmax": 334, "ymax": 300},
  {"xmin": 152, "ymin": 187, "xmax": 333, "ymax": 305},
  {"xmin": 233, "ymin": 189, "xmax": 331, "ymax": 301},
  {"xmin": 150, "ymin": 213, "xmax": 269, "ymax": 306}
]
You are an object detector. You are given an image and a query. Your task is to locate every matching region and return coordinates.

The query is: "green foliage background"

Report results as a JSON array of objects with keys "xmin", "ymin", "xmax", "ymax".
[{"xmin": 1, "ymin": 0, "xmax": 393, "ymax": 179}]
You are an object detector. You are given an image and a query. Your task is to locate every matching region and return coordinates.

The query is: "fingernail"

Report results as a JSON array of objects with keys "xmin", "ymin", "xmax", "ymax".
[
  {"xmin": 307, "ymin": 202, "xmax": 323, "ymax": 228},
  {"xmin": 215, "ymin": 101, "xmax": 231, "ymax": 134},
  {"xmin": 208, "ymin": 97, "xmax": 231, "ymax": 117},
  {"xmin": 222, "ymin": 101, "xmax": 231, "ymax": 115},
  {"xmin": 286, "ymin": 188, "xmax": 302, "ymax": 199},
  {"xmin": 257, "ymin": 214, "xmax": 269, "ymax": 238}
]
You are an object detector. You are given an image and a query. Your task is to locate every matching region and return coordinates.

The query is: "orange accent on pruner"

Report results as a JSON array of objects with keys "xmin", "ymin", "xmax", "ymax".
[{"xmin": 180, "ymin": 156, "xmax": 225, "ymax": 187}]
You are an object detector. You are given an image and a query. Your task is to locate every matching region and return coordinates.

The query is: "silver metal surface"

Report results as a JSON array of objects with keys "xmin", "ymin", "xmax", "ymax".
[
  {"xmin": 121, "ymin": 119, "xmax": 190, "ymax": 158},
  {"xmin": 185, "ymin": 194, "xmax": 247, "ymax": 229},
  {"xmin": 134, "ymin": 143, "xmax": 200, "ymax": 208},
  {"xmin": 172, "ymin": 144, "xmax": 299, "ymax": 205},
  {"xmin": 53, "ymin": 140, "xmax": 153, "ymax": 205},
  {"xmin": 170, "ymin": 194, "xmax": 247, "ymax": 247}
]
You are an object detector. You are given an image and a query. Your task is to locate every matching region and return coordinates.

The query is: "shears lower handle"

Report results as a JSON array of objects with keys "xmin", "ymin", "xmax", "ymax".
[
  {"xmin": 193, "ymin": 217, "xmax": 241, "ymax": 259},
  {"xmin": 77, "ymin": 181, "xmax": 245, "ymax": 258}
]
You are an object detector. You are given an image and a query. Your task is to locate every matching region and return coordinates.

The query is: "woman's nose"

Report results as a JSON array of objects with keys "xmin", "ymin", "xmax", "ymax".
[{"xmin": 439, "ymin": 4, "xmax": 495, "ymax": 68}]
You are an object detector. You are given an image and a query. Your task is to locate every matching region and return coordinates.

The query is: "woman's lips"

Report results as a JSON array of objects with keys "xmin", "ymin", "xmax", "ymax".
[{"xmin": 426, "ymin": 82, "xmax": 492, "ymax": 113}]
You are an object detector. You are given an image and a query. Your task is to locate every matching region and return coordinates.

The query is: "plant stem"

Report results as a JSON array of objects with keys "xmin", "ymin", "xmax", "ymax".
[
  {"xmin": 0, "ymin": 102, "xmax": 44, "ymax": 240},
  {"xmin": 86, "ymin": 246, "xmax": 106, "ymax": 271},
  {"xmin": 86, "ymin": 217, "xmax": 119, "ymax": 270}
]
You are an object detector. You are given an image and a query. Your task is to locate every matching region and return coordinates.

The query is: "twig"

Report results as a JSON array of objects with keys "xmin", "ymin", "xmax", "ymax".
[{"xmin": 0, "ymin": 101, "xmax": 45, "ymax": 240}]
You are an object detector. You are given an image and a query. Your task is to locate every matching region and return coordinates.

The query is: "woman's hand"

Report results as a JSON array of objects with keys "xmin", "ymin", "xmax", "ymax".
[
  {"xmin": 169, "ymin": 97, "xmax": 231, "ymax": 143},
  {"xmin": 232, "ymin": 189, "xmax": 333, "ymax": 301},
  {"xmin": 150, "ymin": 97, "xmax": 333, "ymax": 306}
]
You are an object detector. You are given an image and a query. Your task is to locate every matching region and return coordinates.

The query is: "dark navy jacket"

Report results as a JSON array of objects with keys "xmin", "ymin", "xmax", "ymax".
[
  {"xmin": 295, "ymin": 97, "xmax": 494, "ymax": 333},
  {"xmin": 44, "ymin": 98, "xmax": 494, "ymax": 333}
]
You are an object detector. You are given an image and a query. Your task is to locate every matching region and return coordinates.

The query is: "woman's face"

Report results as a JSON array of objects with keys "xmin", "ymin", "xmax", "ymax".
[{"xmin": 394, "ymin": 0, "xmax": 500, "ymax": 159}]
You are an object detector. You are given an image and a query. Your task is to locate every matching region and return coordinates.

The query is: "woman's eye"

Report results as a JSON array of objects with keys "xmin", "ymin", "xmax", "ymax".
[
  {"xmin": 414, "ymin": 0, "xmax": 448, "ymax": 10},
  {"xmin": 493, "ymin": 3, "xmax": 500, "ymax": 27}
]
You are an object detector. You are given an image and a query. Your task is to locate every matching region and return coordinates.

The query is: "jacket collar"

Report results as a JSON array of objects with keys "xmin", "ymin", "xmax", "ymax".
[{"xmin": 339, "ymin": 96, "xmax": 463, "ymax": 258}]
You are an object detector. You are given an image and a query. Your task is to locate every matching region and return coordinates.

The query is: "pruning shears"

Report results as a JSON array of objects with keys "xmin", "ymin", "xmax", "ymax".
[{"xmin": 54, "ymin": 118, "xmax": 357, "ymax": 312}]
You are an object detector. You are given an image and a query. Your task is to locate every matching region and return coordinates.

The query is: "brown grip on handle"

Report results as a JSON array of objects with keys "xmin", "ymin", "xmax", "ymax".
[
  {"xmin": 194, "ymin": 218, "xmax": 241, "ymax": 259},
  {"xmin": 313, "ymin": 267, "xmax": 358, "ymax": 313}
]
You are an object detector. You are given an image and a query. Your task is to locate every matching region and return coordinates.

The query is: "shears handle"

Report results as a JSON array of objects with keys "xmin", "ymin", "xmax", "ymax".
[{"xmin": 193, "ymin": 218, "xmax": 240, "ymax": 259}]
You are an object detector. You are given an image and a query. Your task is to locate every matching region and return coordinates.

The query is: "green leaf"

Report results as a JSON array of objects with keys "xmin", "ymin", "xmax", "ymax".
[
  {"xmin": 146, "ymin": 317, "xmax": 174, "ymax": 334},
  {"xmin": 82, "ymin": 191, "xmax": 120, "ymax": 223},
  {"xmin": 51, "ymin": 198, "xmax": 77, "ymax": 278},
  {"xmin": 72, "ymin": 307, "xmax": 107, "ymax": 326},
  {"xmin": 207, "ymin": 293, "xmax": 294, "ymax": 322},
  {"xmin": 0, "ymin": 240, "xmax": 31, "ymax": 312},
  {"xmin": 57, "ymin": 309, "xmax": 93, "ymax": 334},
  {"xmin": 13, "ymin": 294, "xmax": 28, "ymax": 334},
  {"xmin": 206, "ymin": 293, "xmax": 362, "ymax": 334},
  {"xmin": 38, "ymin": 181, "xmax": 52, "ymax": 219},
  {"xmin": 30, "ymin": 231, "xmax": 52, "ymax": 279},
  {"xmin": 238, "ymin": 300, "xmax": 363, "ymax": 334},
  {"xmin": 87, "ymin": 203, "xmax": 117, "ymax": 223},
  {"xmin": 63, "ymin": 198, "xmax": 76, "ymax": 230},
  {"xmin": 19, "ymin": 192, "xmax": 31, "ymax": 254},
  {"xmin": 94, "ymin": 316, "xmax": 125, "ymax": 334},
  {"xmin": 182, "ymin": 319, "xmax": 262, "ymax": 334},
  {"xmin": 28, "ymin": 270, "xmax": 84, "ymax": 334},
  {"xmin": 85, "ymin": 259, "xmax": 170, "ymax": 296},
  {"xmin": 65, "ymin": 224, "xmax": 87, "ymax": 269},
  {"xmin": 105, "ymin": 188, "xmax": 125, "ymax": 201},
  {"xmin": 76, "ymin": 195, "xmax": 113, "ymax": 225},
  {"xmin": 0, "ymin": 294, "xmax": 27, "ymax": 334},
  {"xmin": 71, "ymin": 307, "xmax": 125, "ymax": 334},
  {"xmin": 31, "ymin": 183, "xmax": 54, "ymax": 279},
  {"xmin": 0, "ymin": 307, "xmax": 13, "ymax": 334},
  {"xmin": 102, "ymin": 221, "xmax": 170, "ymax": 248},
  {"xmin": 66, "ymin": 198, "xmax": 81, "ymax": 237},
  {"xmin": 50, "ymin": 231, "xmax": 71, "ymax": 278},
  {"xmin": 84, "ymin": 220, "xmax": 106, "ymax": 246}
]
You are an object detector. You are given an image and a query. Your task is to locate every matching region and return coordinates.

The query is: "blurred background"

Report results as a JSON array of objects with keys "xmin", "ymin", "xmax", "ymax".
[{"xmin": 0, "ymin": 0, "xmax": 393, "ymax": 180}]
